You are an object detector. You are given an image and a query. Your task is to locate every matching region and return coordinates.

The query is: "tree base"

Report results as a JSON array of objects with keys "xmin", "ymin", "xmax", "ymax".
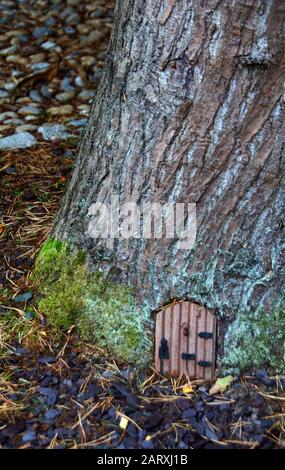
[{"xmin": 33, "ymin": 239, "xmax": 285, "ymax": 375}]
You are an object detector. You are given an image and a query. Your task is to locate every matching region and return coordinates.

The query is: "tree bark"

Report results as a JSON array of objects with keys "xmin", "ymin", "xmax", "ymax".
[{"xmin": 53, "ymin": 0, "xmax": 285, "ymax": 361}]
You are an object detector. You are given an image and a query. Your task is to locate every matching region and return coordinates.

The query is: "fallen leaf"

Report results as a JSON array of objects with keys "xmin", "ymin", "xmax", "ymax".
[
  {"xmin": 209, "ymin": 375, "xmax": 234, "ymax": 395},
  {"xmin": 182, "ymin": 386, "xmax": 193, "ymax": 394},
  {"xmin": 0, "ymin": 224, "xmax": 5, "ymax": 236},
  {"xmin": 119, "ymin": 416, "xmax": 129, "ymax": 430}
]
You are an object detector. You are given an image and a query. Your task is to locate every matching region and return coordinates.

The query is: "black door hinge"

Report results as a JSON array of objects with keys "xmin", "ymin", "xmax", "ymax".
[
  {"xmin": 159, "ymin": 337, "xmax": 169, "ymax": 360},
  {"xmin": 198, "ymin": 332, "xmax": 213, "ymax": 339},
  {"xmin": 181, "ymin": 353, "xmax": 196, "ymax": 360},
  {"xmin": 198, "ymin": 361, "xmax": 212, "ymax": 367}
]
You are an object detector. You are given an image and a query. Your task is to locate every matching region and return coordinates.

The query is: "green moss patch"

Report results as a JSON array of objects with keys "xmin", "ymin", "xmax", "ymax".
[
  {"xmin": 32, "ymin": 239, "xmax": 152, "ymax": 368},
  {"xmin": 221, "ymin": 303, "xmax": 285, "ymax": 374}
]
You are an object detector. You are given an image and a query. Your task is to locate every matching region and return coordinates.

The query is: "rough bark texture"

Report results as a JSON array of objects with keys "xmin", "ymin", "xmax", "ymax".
[{"xmin": 53, "ymin": 0, "xmax": 285, "ymax": 360}]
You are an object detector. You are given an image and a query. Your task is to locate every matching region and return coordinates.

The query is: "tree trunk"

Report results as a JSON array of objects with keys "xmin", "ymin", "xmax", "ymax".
[{"xmin": 52, "ymin": 0, "xmax": 285, "ymax": 371}]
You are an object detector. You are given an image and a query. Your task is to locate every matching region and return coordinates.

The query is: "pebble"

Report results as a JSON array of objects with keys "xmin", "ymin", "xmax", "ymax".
[
  {"xmin": 0, "ymin": 132, "xmax": 37, "ymax": 149},
  {"xmin": 40, "ymin": 84, "xmax": 53, "ymax": 98},
  {"xmin": 29, "ymin": 62, "xmax": 50, "ymax": 72},
  {"xmin": 77, "ymin": 104, "xmax": 90, "ymax": 116},
  {"xmin": 29, "ymin": 90, "xmax": 43, "ymax": 103},
  {"xmin": 4, "ymin": 118, "xmax": 25, "ymax": 125},
  {"xmin": 48, "ymin": 104, "xmax": 73, "ymax": 116},
  {"xmin": 38, "ymin": 123, "xmax": 73, "ymax": 141},
  {"xmin": 78, "ymin": 89, "xmax": 95, "ymax": 101},
  {"xmin": 65, "ymin": 13, "xmax": 80, "ymax": 25},
  {"xmin": 55, "ymin": 91, "xmax": 76, "ymax": 103},
  {"xmin": 24, "ymin": 115, "xmax": 40, "ymax": 122},
  {"xmin": 60, "ymin": 77, "xmax": 75, "ymax": 92},
  {"xmin": 6, "ymin": 55, "xmax": 27, "ymax": 65},
  {"xmin": 3, "ymin": 82, "xmax": 17, "ymax": 91},
  {"xmin": 44, "ymin": 409, "xmax": 59, "ymax": 420},
  {"xmin": 81, "ymin": 56, "xmax": 96, "ymax": 67},
  {"xmin": 22, "ymin": 430, "xmax": 37, "ymax": 443},
  {"xmin": 18, "ymin": 105, "xmax": 42, "ymax": 116},
  {"xmin": 76, "ymin": 24, "xmax": 91, "ymax": 35},
  {"xmin": 0, "ymin": 111, "xmax": 18, "ymax": 121},
  {"xmin": 16, "ymin": 124, "xmax": 38, "ymax": 133},
  {"xmin": 68, "ymin": 118, "xmax": 87, "ymax": 127},
  {"xmin": 0, "ymin": 45, "xmax": 17, "ymax": 56},
  {"xmin": 74, "ymin": 76, "xmax": 84, "ymax": 88},
  {"xmin": 64, "ymin": 26, "xmax": 76, "ymax": 35},
  {"xmin": 29, "ymin": 53, "xmax": 46, "ymax": 63},
  {"xmin": 41, "ymin": 40, "xmax": 56, "ymax": 50},
  {"xmin": 0, "ymin": 90, "xmax": 9, "ymax": 98},
  {"xmin": 33, "ymin": 26, "xmax": 54, "ymax": 39}
]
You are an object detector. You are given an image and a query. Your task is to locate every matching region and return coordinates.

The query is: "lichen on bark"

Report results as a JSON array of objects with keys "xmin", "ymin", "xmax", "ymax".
[
  {"xmin": 220, "ymin": 300, "xmax": 285, "ymax": 374},
  {"xmin": 32, "ymin": 239, "xmax": 153, "ymax": 368}
]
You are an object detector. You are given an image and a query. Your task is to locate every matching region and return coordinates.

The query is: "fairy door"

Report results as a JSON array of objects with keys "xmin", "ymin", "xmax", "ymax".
[{"xmin": 155, "ymin": 301, "xmax": 217, "ymax": 379}]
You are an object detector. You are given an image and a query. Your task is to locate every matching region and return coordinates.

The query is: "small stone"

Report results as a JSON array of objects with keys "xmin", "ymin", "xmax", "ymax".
[
  {"xmin": 24, "ymin": 115, "xmax": 40, "ymax": 123},
  {"xmin": 18, "ymin": 105, "xmax": 42, "ymax": 116},
  {"xmin": 19, "ymin": 34, "xmax": 29, "ymax": 44},
  {"xmin": 78, "ymin": 89, "xmax": 95, "ymax": 101},
  {"xmin": 90, "ymin": 8, "xmax": 105, "ymax": 18},
  {"xmin": 77, "ymin": 104, "xmax": 90, "ymax": 116},
  {"xmin": 40, "ymin": 85, "xmax": 53, "ymax": 98},
  {"xmin": 14, "ymin": 292, "xmax": 32, "ymax": 303},
  {"xmin": 0, "ymin": 111, "xmax": 18, "ymax": 122},
  {"xmin": 75, "ymin": 76, "xmax": 84, "ymax": 88},
  {"xmin": 6, "ymin": 55, "xmax": 27, "ymax": 65},
  {"xmin": 81, "ymin": 56, "xmax": 96, "ymax": 67},
  {"xmin": 16, "ymin": 124, "xmax": 38, "ymax": 133},
  {"xmin": 48, "ymin": 105, "xmax": 73, "ymax": 116},
  {"xmin": 45, "ymin": 409, "xmax": 59, "ymax": 420},
  {"xmin": 29, "ymin": 62, "xmax": 50, "ymax": 72},
  {"xmin": 68, "ymin": 118, "xmax": 87, "ymax": 127},
  {"xmin": 55, "ymin": 91, "xmax": 75, "ymax": 103},
  {"xmin": 0, "ymin": 90, "xmax": 9, "ymax": 98},
  {"xmin": 29, "ymin": 53, "xmax": 46, "ymax": 63},
  {"xmin": 65, "ymin": 13, "xmax": 80, "ymax": 25},
  {"xmin": 0, "ymin": 45, "xmax": 17, "ymax": 56},
  {"xmin": 3, "ymin": 82, "xmax": 16, "ymax": 92},
  {"xmin": 11, "ymin": 70, "xmax": 23, "ymax": 79},
  {"xmin": 33, "ymin": 26, "xmax": 54, "ymax": 40},
  {"xmin": 29, "ymin": 90, "xmax": 43, "ymax": 103},
  {"xmin": 22, "ymin": 430, "xmax": 37, "ymax": 443},
  {"xmin": 64, "ymin": 26, "xmax": 76, "ymax": 35},
  {"xmin": 80, "ymin": 31, "xmax": 103, "ymax": 47},
  {"xmin": 4, "ymin": 118, "xmax": 25, "ymax": 126},
  {"xmin": 38, "ymin": 387, "xmax": 58, "ymax": 406},
  {"xmin": 41, "ymin": 40, "xmax": 56, "ymax": 50},
  {"xmin": 76, "ymin": 24, "xmax": 91, "ymax": 35},
  {"xmin": 0, "ymin": 132, "xmax": 37, "ymax": 150},
  {"xmin": 38, "ymin": 123, "xmax": 73, "ymax": 141},
  {"xmin": 60, "ymin": 77, "xmax": 75, "ymax": 92}
]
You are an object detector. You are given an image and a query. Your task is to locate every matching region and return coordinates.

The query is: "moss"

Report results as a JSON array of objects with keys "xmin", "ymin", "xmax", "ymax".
[
  {"xmin": 32, "ymin": 239, "xmax": 152, "ymax": 368},
  {"xmin": 32, "ymin": 239, "xmax": 88, "ymax": 328},
  {"xmin": 79, "ymin": 288, "xmax": 153, "ymax": 367},
  {"xmin": 220, "ymin": 303, "xmax": 285, "ymax": 374}
]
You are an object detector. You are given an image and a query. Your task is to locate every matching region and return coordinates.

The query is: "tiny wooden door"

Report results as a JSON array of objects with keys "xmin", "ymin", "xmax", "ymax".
[{"xmin": 155, "ymin": 301, "xmax": 216, "ymax": 379}]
